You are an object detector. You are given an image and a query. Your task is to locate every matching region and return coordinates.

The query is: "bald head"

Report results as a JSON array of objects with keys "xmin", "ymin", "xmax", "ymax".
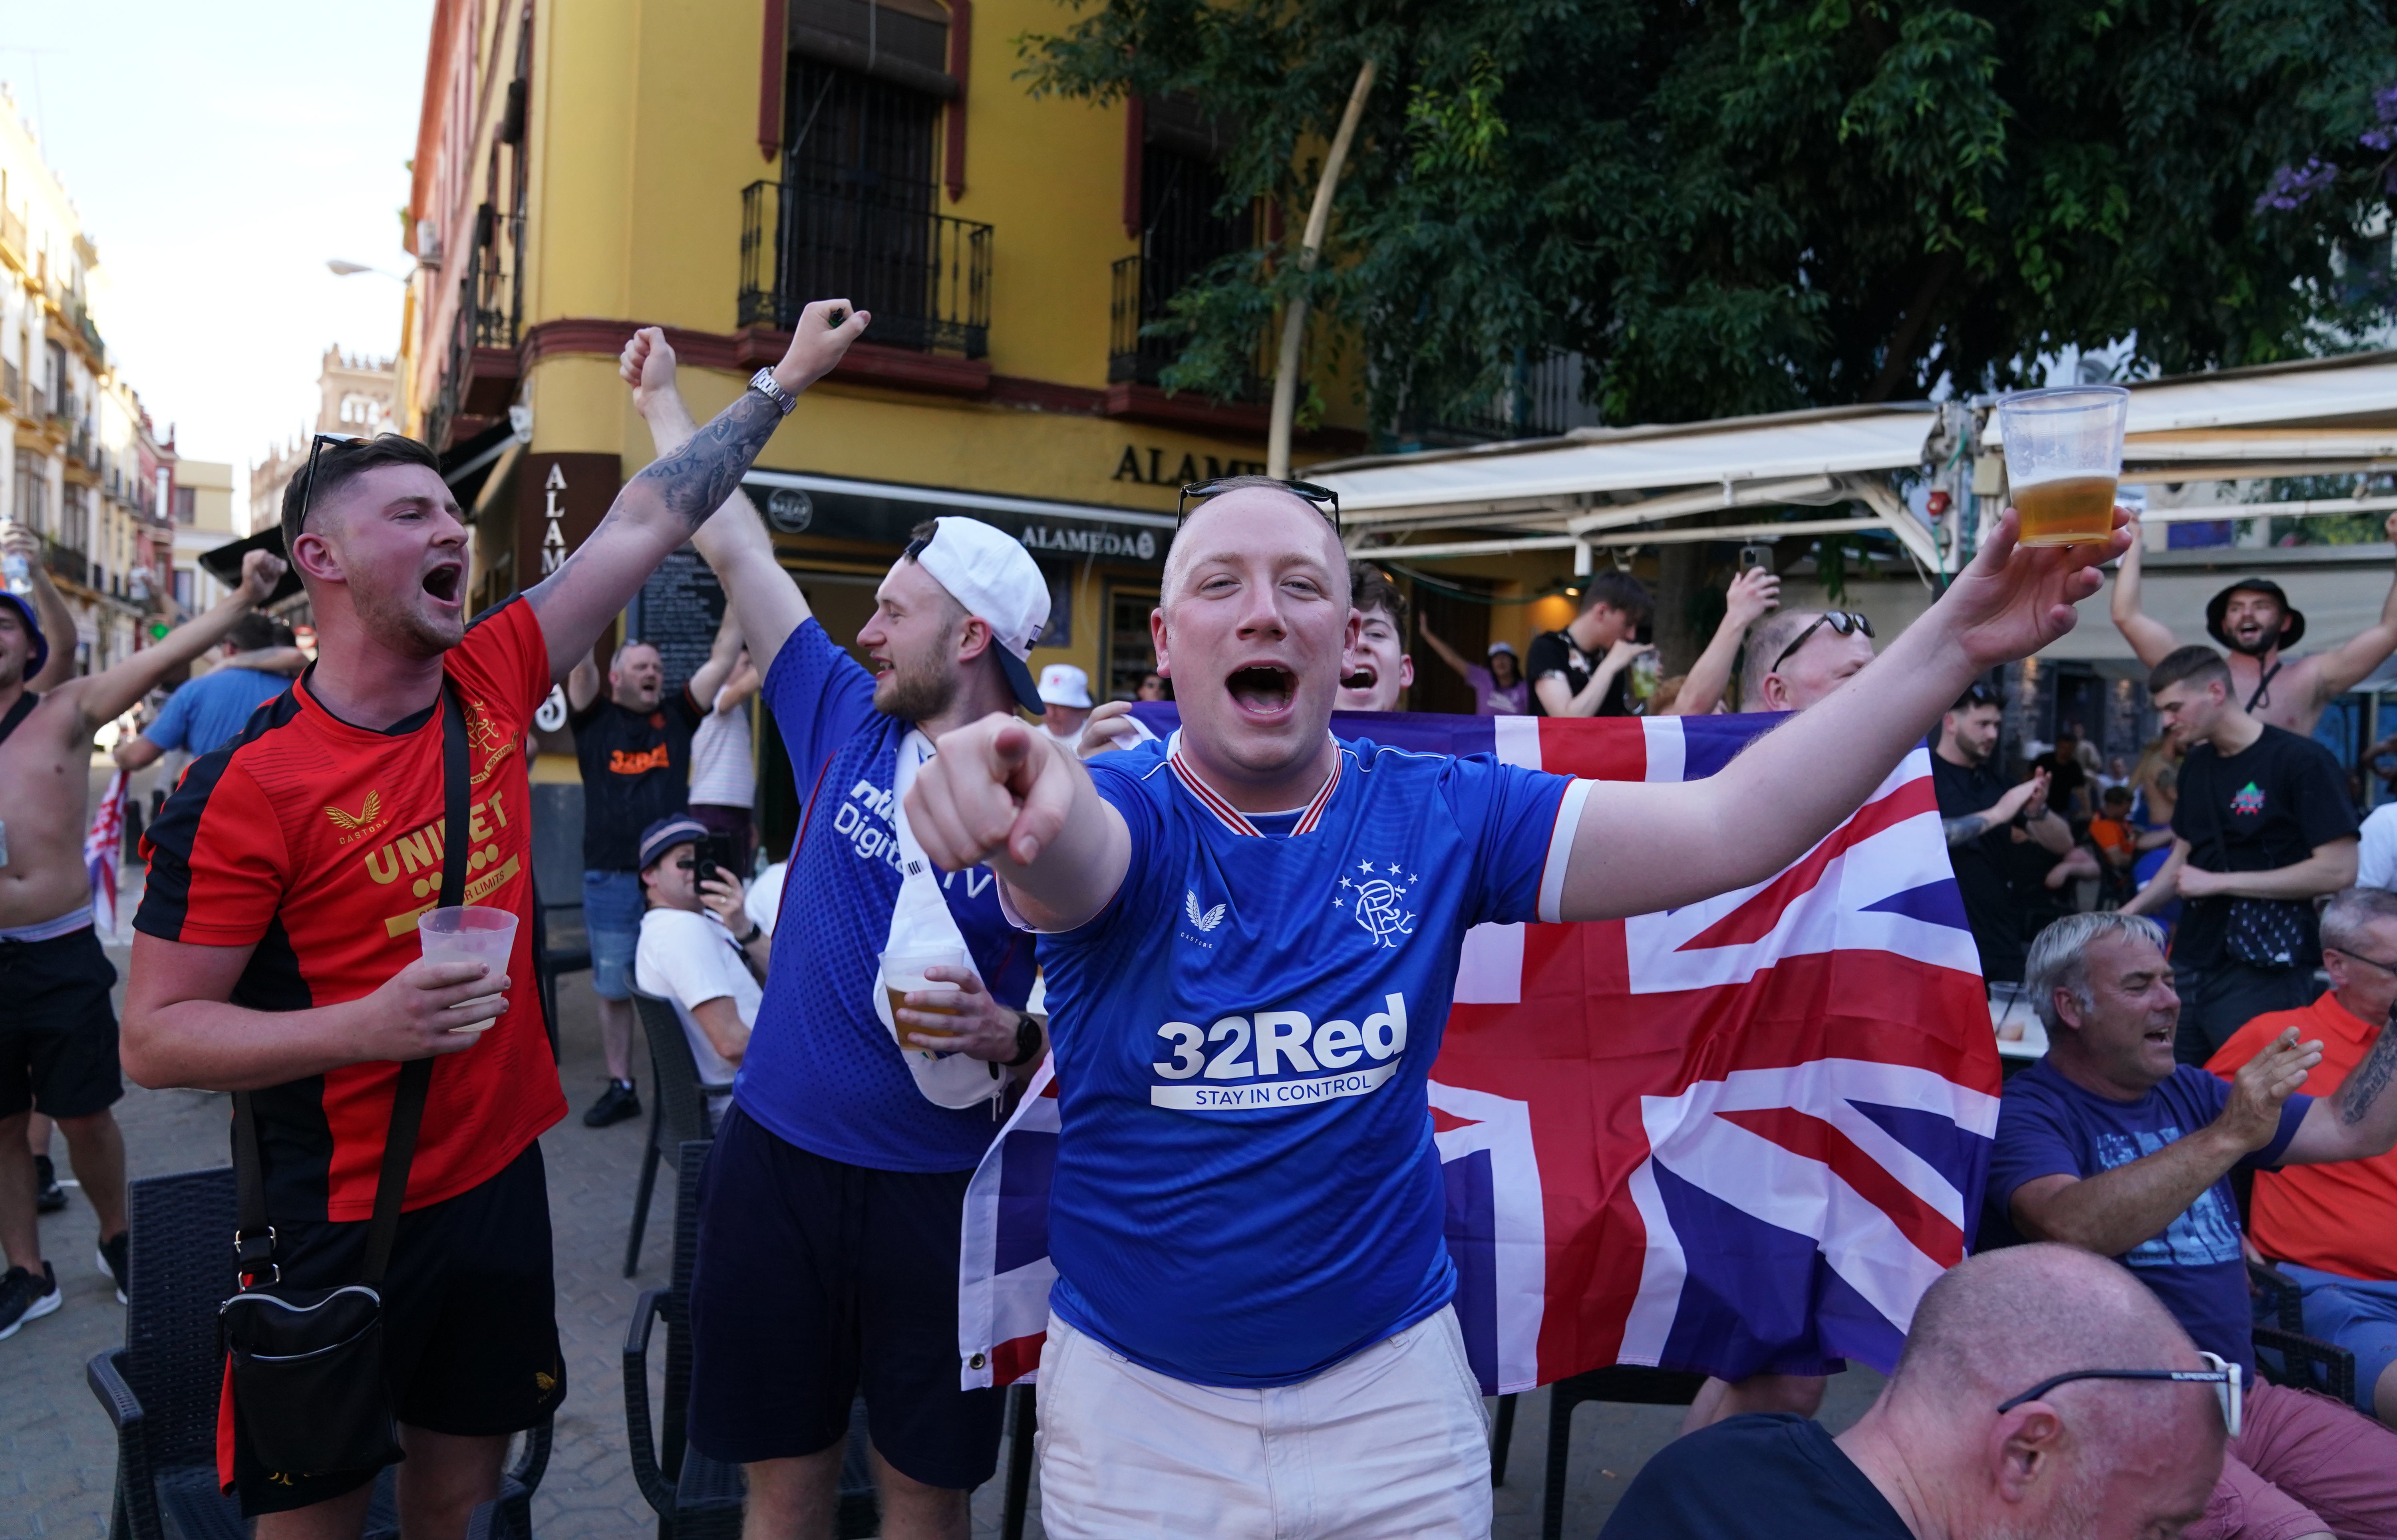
[
  {"xmin": 1838, "ymin": 1245, "xmax": 2224, "ymax": 1540},
  {"xmin": 1162, "ymin": 483, "xmax": 1349, "ymax": 607}
]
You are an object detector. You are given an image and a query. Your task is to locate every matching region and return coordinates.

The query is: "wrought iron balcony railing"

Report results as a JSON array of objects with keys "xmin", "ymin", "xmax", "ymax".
[
  {"xmin": 1109, "ymin": 253, "xmax": 1270, "ymax": 400},
  {"xmin": 740, "ymin": 180, "xmax": 990, "ymax": 359}
]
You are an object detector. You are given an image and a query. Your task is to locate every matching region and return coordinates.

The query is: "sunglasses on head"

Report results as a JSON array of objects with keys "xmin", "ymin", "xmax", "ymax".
[
  {"xmin": 291, "ymin": 432, "xmax": 364, "ymax": 542},
  {"xmin": 1771, "ymin": 610, "xmax": 1874, "ymax": 674},
  {"xmin": 1175, "ymin": 478, "xmax": 1342, "ymax": 534},
  {"xmin": 1955, "ymin": 682, "xmax": 2001, "ymax": 710},
  {"xmin": 1998, "ymin": 1352, "xmax": 2242, "ymax": 1438}
]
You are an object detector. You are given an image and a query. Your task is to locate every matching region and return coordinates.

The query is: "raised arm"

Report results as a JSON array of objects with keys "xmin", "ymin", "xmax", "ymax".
[
  {"xmin": 2285, "ymin": 1008, "xmax": 2397, "ymax": 1165},
  {"xmin": 1668, "ymin": 567, "xmax": 1778, "ymax": 717},
  {"xmin": 2010, "ymin": 1030, "xmax": 2317, "ymax": 1254},
  {"xmin": 621, "ymin": 327, "xmax": 814, "ymax": 670},
  {"xmin": 903, "ymin": 714, "xmax": 1133, "ymax": 931},
  {"xmin": 524, "ymin": 300, "xmax": 869, "ymax": 680},
  {"xmin": 1557, "ymin": 508, "xmax": 2125, "ymax": 921},
  {"xmin": 1417, "ymin": 621, "xmax": 1473, "ymax": 681},
  {"xmin": 688, "ymin": 605, "xmax": 743, "ymax": 711},
  {"xmin": 2108, "ymin": 519, "xmax": 2177, "ymax": 669},
  {"xmin": 2304, "ymin": 512, "xmax": 2397, "ymax": 701},
  {"xmin": 68, "ymin": 550, "xmax": 283, "ymax": 730},
  {"xmin": 8, "ymin": 521, "xmax": 79, "ymax": 693}
]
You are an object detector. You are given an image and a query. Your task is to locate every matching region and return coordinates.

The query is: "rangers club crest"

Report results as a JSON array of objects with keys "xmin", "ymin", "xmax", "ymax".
[{"xmin": 1335, "ymin": 859, "xmax": 1419, "ymax": 949}]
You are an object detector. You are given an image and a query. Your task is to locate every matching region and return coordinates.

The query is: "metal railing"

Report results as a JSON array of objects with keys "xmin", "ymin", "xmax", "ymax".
[
  {"xmin": 0, "ymin": 207, "xmax": 22, "ymax": 261},
  {"xmin": 1409, "ymin": 351, "xmax": 1584, "ymax": 443},
  {"xmin": 740, "ymin": 180, "xmax": 990, "ymax": 359},
  {"xmin": 471, "ymin": 208, "xmax": 523, "ymax": 348},
  {"xmin": 1106, "ymin": 253, "xmax": 1270, "ymax": 398},
  {"xmin": 40, "ymin": 531, "xmax": 88, "ymax": 590},
  {"xmin": 1, "ymin": 358, "xmax": 15, "ymax": 407}
]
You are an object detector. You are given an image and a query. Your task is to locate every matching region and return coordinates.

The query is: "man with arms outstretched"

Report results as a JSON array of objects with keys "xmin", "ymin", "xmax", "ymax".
[
  {"xmin": 2110, "ymin": 514, "xmax": 2397, "ymax": 736},
  {"xmin": 119, "ymin": 300, "xmax": 866, "ymax": 1540},
  {"xmin": 902, "ymin": 476, "xmax": 2121, "ymax": 1536},
  {"xmin": 0, "ymin": 524, "xmax": 284, "ymax": 1336}
]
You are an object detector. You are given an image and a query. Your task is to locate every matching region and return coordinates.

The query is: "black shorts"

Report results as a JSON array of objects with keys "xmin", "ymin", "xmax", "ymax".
[
  {"xmin": 221, "ymin": 1142, "xmax": 566, "ymax": 1516},
  {"xmin": 686, "ymin": 1105, "xmax": 1004, "ymax": 1488},
  {"xmin": 0, "ymin": 923, "xmax": 123, "ymax": 1120}
]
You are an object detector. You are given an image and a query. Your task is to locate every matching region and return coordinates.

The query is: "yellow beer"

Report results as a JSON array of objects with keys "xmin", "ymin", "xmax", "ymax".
[
  {"xmin": 887, "ymin": 986, "xmax": 966, "ymax": 1052},
  {"xmin": 2013, "ymin": 474, "xmax": 2119, "ymax": 547}
]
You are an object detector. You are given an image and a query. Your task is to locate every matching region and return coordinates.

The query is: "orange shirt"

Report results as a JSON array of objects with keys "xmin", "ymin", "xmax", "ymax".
[
  {"xmin": 2206, "ymin": 992, "xmax": 2397, "ymax": 1280},
  {"xmin": 2089, "ymin": 816, "xmax": 2136, "ymax": 861}
]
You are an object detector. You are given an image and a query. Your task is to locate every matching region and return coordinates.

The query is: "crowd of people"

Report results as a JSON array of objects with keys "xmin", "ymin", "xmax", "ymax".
[{"xmin": 8, "ymin": 301, "xmax": 2397, "ymax": 1540}]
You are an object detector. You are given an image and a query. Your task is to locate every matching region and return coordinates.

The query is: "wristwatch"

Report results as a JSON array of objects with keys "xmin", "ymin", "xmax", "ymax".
[
  {"xmin": 747, "ymin": 367, "xmax": 798, "ymax": 416},
  {"xmin": 736, "ymin": 922, "xmax": 764, "ymax": 946},
  {"xmin": 1003, "ymin": 1010, "xmax": 1043, "ymax": 1069}
]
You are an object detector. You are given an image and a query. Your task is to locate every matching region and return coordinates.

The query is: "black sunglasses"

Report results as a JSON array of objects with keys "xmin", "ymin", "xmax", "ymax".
[
  {"xmin": 1771, "ymin": 610, "xmax": 1875, "ymax": 673},
  {"xmin": 1955, "ymin": 681, "xmax": 2001, "ymax": 710},
  {"xmin": 1176, "ymin": 478, "xmax": 1342, "ymax": 533},
  {"xmin": 289, "ymin": 432, "xmax": 363, "ymax": 544},
  {"xmin": 1998, "ymin": 1353, "xmax": 2241, "ymax": 1437}
]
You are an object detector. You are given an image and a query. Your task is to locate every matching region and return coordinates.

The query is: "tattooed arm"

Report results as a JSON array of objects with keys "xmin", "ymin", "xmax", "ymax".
[
  {"xmin": 1943, "ymin": 772, "xmax": 2043, "ymax": 847},
  {"xmin": 2284, "ymin": 1014, "xmax": 2397, "ymax": 1164},
  {"xmin": 524, "ymin": 299, "xmax": 870, "ymax": 681}
]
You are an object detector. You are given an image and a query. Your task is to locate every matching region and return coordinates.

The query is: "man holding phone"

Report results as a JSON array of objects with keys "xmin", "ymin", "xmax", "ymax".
[
  {"xmin": 635, "ymin": 815, "xmax": 766, "ymax": 1118},
  {"xmin": 120, "ymin": 300, "xmax": 868, "ymax": 1538},
  {"xmin": 1526, "ymin": 569, "xmax": 1653, "ymax": 717}
]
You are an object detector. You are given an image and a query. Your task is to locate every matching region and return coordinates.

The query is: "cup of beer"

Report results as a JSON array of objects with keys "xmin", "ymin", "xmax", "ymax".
[
  {"xmin": 1996, "ymin": 385, "xmax": 2131, "ymax": 547},
  {"xmin": 882, "ymin": 947, "xmax": 970, "ymax": 1057},
  {"xmin": 417, "ymin": 905, "xmax": 517, "ymax": 1035}
]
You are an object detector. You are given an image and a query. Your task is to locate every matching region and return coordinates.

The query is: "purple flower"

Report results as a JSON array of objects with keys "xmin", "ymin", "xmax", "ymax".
[
  {"xmin": 2377, "ymin": 82, "xmax": 2397, "ymax": 122},
  {"xmin": 2255, "ymin": 158, "xmax": 2337, "ymax": 213}
]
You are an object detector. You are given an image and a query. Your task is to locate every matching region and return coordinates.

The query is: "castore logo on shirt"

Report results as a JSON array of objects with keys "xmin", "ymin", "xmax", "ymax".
[{"xmin": 1149, "ymin": 992, "xmax": 1411, "ymax": 1112}]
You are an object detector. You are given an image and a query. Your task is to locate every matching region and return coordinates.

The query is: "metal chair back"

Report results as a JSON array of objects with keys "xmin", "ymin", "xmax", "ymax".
[{"xmin": 123, "ymin": 1165, "xmax": 239, "ymax": 1470}]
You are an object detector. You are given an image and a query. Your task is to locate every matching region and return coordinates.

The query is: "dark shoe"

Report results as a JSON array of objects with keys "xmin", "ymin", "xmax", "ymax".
[
  {"xmin": 97, "ymin": 1232, "xmax": 129, "ymax": 1304},
  {"xmin": 32, "ymin": 1155, "xmax": 66, "ymax": 1215},
  {"xmin": 0, "ymin": 1263, "xmax": 60, "ymax": 1339},
  {"xmin": 582, "ymin": 1078, "xmax": 641, "ymax": 1128}
]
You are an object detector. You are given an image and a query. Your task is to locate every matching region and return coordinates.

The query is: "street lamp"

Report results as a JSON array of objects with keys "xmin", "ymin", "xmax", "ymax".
[{"xmin": 326, "ymin": 259, "xmax": 407, "ymax": 282}]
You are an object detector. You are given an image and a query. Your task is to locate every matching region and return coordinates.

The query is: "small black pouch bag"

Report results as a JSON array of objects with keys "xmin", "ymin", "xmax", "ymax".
[
  {"xmin": 2199, "ymin": 763, "xmax": 2311, "ymax": 970},
  {"xmin": 219, "ymin": 680, "xmax": 469, "ymax": 1476}
]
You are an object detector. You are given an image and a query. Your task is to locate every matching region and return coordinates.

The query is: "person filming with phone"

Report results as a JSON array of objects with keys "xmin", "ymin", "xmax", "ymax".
[{"xmin": 634, "ymin": 816, "xmax": 765, "ymax": 1120}]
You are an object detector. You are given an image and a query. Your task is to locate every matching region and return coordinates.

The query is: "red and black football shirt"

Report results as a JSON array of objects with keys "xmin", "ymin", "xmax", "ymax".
[{"xmin": 138, "ymin": 599, "xmax": 568, "ymax": 1222}]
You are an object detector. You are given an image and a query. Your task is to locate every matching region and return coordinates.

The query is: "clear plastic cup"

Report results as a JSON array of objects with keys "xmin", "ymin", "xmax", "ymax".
[
  {"xmin": 417, "ymin": 905, "xmax": 518, "ymax": 1035},
  {"xmin": 1996, "ymin": 386, "xmax": 2131, "ymax": 548},
  {"xmin": 881, "ymin": 946, "xmax": 968, "ymax": 1057}
]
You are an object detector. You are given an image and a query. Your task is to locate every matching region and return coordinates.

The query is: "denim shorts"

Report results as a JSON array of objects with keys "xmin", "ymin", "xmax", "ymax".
[
  {"xmin": 2280, "ymin": 1261, "xmax": 2397, "ymax": 1415},
  {"xmin": 582, "ymin": 867, "xmax": 642, "ymax": 1001}
]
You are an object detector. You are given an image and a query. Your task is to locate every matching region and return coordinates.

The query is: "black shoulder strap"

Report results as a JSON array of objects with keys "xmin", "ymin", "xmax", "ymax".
[
  {"xmin": 2245, "ymin": 660, "xmax": 2283, "ymax": 714},
  {"xmin": 235, "ymin": 678, "xmax": 470, "ymax": 1287},
  {"xmin": 0, "ymin": 690, "xmax": 38, "ymax": 750}
]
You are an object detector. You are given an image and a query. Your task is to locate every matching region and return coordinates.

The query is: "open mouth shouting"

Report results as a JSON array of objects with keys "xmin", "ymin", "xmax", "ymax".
[
  {"xmin": 1227, "ymin": 663, "xmax": 1296, "ymax": 722},
  {"xmin": 1340, "ymin": 664, "xmax": 1378, "ymax": 694},
  {"xmin": 421, "ymin": 559, "xmax": 464, "ymax": 609}
]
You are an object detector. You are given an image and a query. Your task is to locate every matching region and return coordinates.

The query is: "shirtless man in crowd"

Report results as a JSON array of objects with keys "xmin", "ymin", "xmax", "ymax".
[{"xmin": 0, "ymin": 522, "xmax": 284, "ymax": 1335}]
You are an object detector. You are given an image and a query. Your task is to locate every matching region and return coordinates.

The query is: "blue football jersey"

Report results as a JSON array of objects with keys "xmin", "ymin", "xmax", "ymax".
[{"xmin": 1035, "ymin": 730, "xmax": 1578, "ymax": 1386}]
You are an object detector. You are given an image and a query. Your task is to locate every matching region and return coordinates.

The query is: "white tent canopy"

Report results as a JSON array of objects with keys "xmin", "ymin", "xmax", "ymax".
[{"xmin": 1307, "ymin": 347, "xmax": 2397, "ymax": 573}]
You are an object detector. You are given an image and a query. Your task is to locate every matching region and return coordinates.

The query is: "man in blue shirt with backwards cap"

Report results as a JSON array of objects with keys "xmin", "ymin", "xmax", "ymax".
[
  {"xmin": 111, "ymin": 611, "xmax": 304, "ymax": 771},
  {"xmin": 903, "ymin": 474, "xmax": 2124, "ymax": 1535}
]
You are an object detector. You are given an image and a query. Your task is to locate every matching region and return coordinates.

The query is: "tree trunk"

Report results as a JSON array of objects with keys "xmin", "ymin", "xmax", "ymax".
[
  {"xmin": 1653, "ymin": 542, "xmax": 1705, "ymax": 675},
  {"xmin": 1267, "ymin": 58, "xmax": 1377, "ymax": 478}
]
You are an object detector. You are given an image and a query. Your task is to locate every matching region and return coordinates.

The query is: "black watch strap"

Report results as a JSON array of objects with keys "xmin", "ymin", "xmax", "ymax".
[{"xmin": 1004, "ymin": 1011, "xmax": 1043, "ymax": 1068}]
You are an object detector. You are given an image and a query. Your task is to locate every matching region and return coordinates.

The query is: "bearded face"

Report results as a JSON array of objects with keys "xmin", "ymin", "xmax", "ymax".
[{"xmin": 2218, "ymin": 591, "xmax": 2287, "ymax": 657}]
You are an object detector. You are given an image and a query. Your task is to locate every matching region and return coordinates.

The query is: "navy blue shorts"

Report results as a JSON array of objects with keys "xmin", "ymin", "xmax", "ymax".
[{"xmin": 686, "ymin": 1105, "xmax": 1004, "ymax": 1488}]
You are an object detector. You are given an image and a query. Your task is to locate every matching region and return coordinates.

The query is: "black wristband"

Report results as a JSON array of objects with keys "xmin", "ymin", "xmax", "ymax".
[
  {"xmin": 1003, "ymin": 1011, "xmax": 1043, "ymax": 1068},
  {"xmin": 737, "ymin": 923, "xmax": 763, "ymax": 946}
]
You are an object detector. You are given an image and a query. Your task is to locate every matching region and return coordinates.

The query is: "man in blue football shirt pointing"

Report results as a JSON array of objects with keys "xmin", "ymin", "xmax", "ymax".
[{"xmin": 906, "ymin": 480, "xmax": 2122, "ymax": 1538}]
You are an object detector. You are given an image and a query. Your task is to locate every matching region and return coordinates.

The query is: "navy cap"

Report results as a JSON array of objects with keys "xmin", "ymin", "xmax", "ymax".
[
  {"xmin": 638, "ymin": 815, "xmax": 710, "ymax": 872},
  {"xmin": 0, "ymin": 591, "xmax": 48, "ymax": 681}
]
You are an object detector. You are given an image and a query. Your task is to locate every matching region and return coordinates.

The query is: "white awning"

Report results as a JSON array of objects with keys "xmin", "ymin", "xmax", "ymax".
[{"xmin": 1984, "ymin": 352, "xmax": 2397, "ymax": 448}]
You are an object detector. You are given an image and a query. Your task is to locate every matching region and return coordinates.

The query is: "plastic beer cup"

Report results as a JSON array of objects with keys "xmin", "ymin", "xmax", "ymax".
[
  {"xmin": 417, "ymin": 905, "xmax": 518, "ymax": 1035},
  {"xmin": 1996, "ymin": 386, "xmax": 2130, "ymax": 547},
  {"xmin": 882, "ymin": 947, "xmax": 969, "ymax": 1056}
]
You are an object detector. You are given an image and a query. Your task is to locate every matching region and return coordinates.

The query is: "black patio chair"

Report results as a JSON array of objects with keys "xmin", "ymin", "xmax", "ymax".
[
  {"xmin": 87, "ymin": 1165, "xmax": 549, "ymax": 1540},
  {"xmin": 1538, "ymin": 1365, "xmax": 1709, "ymax": 1540},
  {"xmin": 626, "ymin": 1140, "xmax": 878, "ymax": 1540},
  {"xmin": 624, "ymin": 990, "xmax": 731, "ymax": 1278},
  {"xmin": 531, "ymin": 878, "xmax": 586, "ymax": 1065},
  {"xmin": 2250, "ymin": 1258, "xmax": 2359, "ymax": 1406}
]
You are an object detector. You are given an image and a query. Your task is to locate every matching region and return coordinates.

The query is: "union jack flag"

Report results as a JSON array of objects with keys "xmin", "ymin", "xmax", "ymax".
[
  {"xmin": 959, "ymin": 709, "xmax": 1999, "ymax": 1395},
  {"xmin": 85, "ymin": 768, "xmax": 127, "ymax": 937}
]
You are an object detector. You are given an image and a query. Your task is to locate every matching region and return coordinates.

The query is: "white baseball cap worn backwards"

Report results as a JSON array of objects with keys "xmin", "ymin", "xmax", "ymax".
[{"xmin": 909, "ymin": 516, "xmax": 1051, "ymax": 715}]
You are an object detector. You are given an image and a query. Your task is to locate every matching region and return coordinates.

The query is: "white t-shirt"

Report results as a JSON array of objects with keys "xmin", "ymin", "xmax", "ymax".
[
  {"xmin": 689, "ymin": 697, "xmax": 756, "ymax": 811},
  {"xmin": 746, "ymin": 861, "xmax": 787, "ymax": 937},
  {"xmin": 2360, "ymin": 804, "xmax": 2397, "ymax": 890},
  {"xmin": 635, "ymin": 905, "xmax": 760, "ymax": 1111}
]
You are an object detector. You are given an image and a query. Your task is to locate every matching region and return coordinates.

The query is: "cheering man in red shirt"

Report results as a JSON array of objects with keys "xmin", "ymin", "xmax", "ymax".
[{"xmin": 121, "ymin": 298, "xmax": 868, "ymax": 1538}]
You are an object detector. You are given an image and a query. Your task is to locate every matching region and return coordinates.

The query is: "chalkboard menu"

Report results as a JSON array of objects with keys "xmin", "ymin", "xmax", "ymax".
[{"xmin": 630, "ymin": 544, "xmax": 726, "ymax": 689}]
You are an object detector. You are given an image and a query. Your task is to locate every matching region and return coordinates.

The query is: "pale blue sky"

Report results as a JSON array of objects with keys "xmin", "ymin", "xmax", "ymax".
[{"xmin": 2, "ymin": 0, "xmax": 432, "ymax": 505}]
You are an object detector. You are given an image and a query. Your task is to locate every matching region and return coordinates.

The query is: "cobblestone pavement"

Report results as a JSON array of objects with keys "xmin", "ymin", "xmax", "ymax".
[{"xmin": 6, "ymin": 839, "xmax": 1881, "ymax": 1536}]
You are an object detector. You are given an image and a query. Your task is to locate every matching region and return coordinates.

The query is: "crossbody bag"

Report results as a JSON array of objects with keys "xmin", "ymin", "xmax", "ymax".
[
  {"xmin": 2199, "ymin": 759, "xmax": 2310, "ymax": 971},
  {"xmin": 218, "ymin": 679, "xmax": 469, "ymax": 1475}
]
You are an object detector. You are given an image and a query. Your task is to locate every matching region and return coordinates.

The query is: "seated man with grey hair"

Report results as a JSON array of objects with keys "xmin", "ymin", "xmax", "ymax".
[
  {"xmin": 1988, "ymin": 910, "xmax": 2397, "ymax": 1537},
  {"xmin": 2206, "ymin": 885, "xmax": 2397, "ymax": 1429},
  {"xmin": 1602, "ymin": 1243, "xmax": 2228, "ymax": 1538}
]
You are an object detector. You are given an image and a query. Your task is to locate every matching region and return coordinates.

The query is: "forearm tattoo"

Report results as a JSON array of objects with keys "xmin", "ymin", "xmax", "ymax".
[
  {"xmin": 628, "ymin": 388, "xmax": 784, "ymax": 531},
  {"xmin": 2338, "ymin": 1016, "xmax": 2397, "ymax": 1126},
  {"xmin": 1944, "ymin": 814, "xmax": 1989, "ymax": 847}
]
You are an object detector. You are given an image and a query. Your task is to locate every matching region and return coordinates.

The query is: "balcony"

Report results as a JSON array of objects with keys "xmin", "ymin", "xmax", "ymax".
[
  {"xmin": 1, "ymin": 359, "xmax": 15, "ymax": 407},
  {"xmin": 1400, "ymin": 351, "xmax": 1590, "ymax": 447},
  {"xmin": 1102, "ymin": 252, "xmax": 1275, "ymax": 436},
  {"xmin": 740, "ymin": 180, "xmax": 990, "ymax": 360},
  {"xmin": 0, "ymin": 206, "xmax": 22, "ymax": 272},
  {"xmin": 429, "ymin": 210, "xmax": 525, "ymax": 449},
  {"xmin": 40, "ymin": 532, "xmax": 88, "ymax": 591}
]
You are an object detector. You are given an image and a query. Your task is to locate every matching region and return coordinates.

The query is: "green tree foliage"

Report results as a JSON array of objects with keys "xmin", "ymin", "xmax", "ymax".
[{"xmin": 1020, "ymin": 0, "xmax": 2397, "ymax": 433}]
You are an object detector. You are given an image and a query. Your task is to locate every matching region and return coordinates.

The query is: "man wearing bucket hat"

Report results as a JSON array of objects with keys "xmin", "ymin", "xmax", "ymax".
[
  {"xmin": 2111, "ymin": 514, "xmax": 2397, "ymax": 736},
  {"xmin": 618, "ymin": 330, "xmax": 1045, "ymax": 1537},
  {"xmin": 0, "ymin": 524, "xmax": 286, "ymax": 1341}
]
